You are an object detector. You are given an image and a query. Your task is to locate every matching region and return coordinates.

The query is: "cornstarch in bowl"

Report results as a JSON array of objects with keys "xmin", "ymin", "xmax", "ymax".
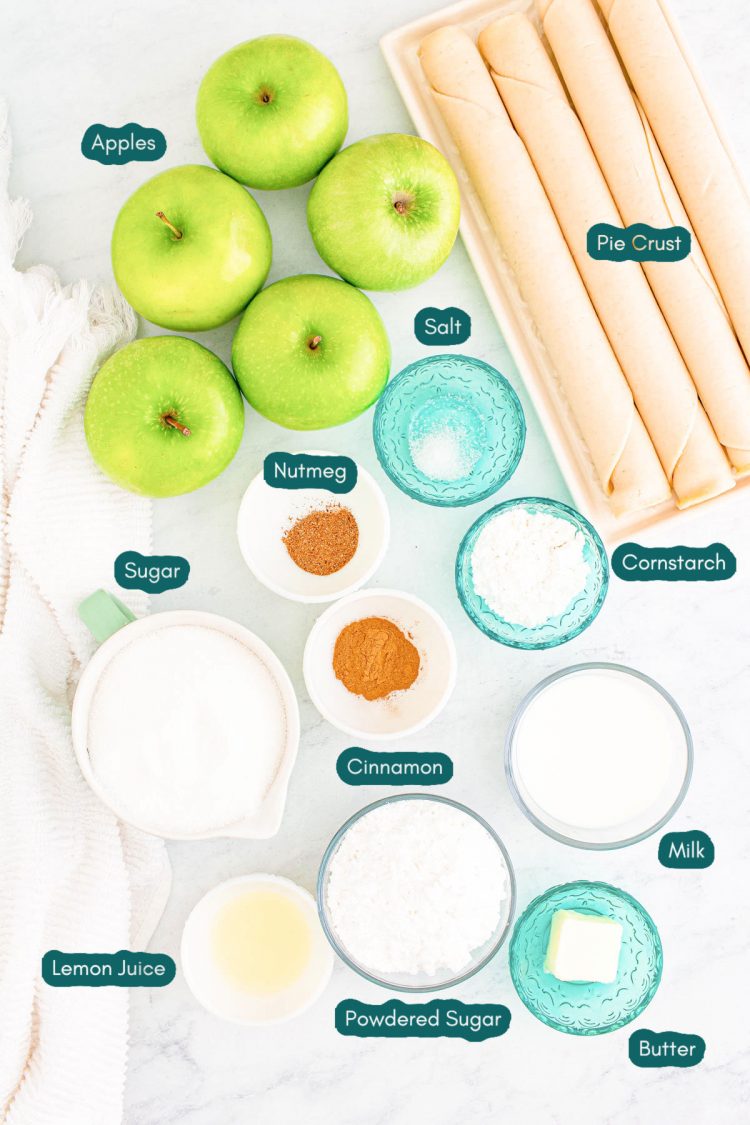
[
  {"xmin": 86, "ymin": 623, "xmax": 287, "ymax": 837},
  {"xmin": 318, "ymin": 794, "xmax": 515, "ymax": 990},
  {"xmin": 456, "ymin": 497, "xmax": 609, "ymax": 649},
  {"xmin": 470, "ymin": 506, "xmax": 589, "ymax": 626}
]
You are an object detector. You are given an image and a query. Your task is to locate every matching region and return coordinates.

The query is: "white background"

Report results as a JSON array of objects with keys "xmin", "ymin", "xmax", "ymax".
[{"xmin": 4, "ymin": 0, "xmax": 750, "ymax": 1121}]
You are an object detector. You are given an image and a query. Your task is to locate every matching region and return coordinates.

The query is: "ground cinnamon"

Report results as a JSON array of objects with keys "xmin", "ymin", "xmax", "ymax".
[
  {"xmin": 333, "ymin": 616, "xmax": 421, "ymax": 701},
  {"xmin": 283, "ymin": 505, "xmax": 358, "ymax": 576}
]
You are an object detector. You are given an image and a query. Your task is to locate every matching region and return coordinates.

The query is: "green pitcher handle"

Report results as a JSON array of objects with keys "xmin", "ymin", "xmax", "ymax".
[{"xmin": 79, "ymin": 589, "xmax": 136, "ymax": 643}]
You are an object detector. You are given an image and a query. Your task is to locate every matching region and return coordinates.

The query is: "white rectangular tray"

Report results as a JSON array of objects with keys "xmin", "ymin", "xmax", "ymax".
[{"xmin": 380, "ymin": 0, "xmax": 749, "ymax": 545}]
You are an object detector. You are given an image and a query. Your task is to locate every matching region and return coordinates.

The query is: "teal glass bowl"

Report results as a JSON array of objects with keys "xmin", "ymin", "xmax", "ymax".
[
  {"xmin": 373, "ymin": 354, "xmax": 525, "ymax": 507},
  {"xmin": 455, "ymin": 497, "xmax": 608, "ymax": 649},
  {"xmin": 509, "ymin": 881, "xmax": 662, "ymax": 1036}
]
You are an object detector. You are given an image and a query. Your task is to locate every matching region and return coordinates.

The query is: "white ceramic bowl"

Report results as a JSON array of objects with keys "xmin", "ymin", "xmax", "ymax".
[
  {"xmin": 237, "ymin": 451, "xmax": 390, "ymax": 603},
  {"xmin": 303, "ymin": 588, "xmax": 457, "ymax": 741},
  {"xmin": 71, "ymin": 610, "xmax": 300, "ymax": 841},
  {"xmin": 181, "ymin": 874, "xmax": 333, "ymax": 1025}
]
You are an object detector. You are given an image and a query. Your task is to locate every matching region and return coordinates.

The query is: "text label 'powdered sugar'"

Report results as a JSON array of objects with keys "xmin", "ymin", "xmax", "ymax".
[{"xmin": 336, "ymin": 999, "xmax": 510, "ymax": 1041}]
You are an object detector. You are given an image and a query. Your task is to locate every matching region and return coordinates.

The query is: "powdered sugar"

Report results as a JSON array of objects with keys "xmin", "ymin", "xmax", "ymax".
[
  {"xmin": 470, "ymin": 508, "xmax": 589, "ymax": 627},
  {"xmin": 325, "ymin": 799, "xmax": 509, "ymax": 976}
]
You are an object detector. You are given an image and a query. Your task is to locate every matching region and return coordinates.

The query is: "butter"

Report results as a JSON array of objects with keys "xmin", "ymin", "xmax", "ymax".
[{"xmin": 544, "ymin": 909, "xmax": 622, "ymax": 983}]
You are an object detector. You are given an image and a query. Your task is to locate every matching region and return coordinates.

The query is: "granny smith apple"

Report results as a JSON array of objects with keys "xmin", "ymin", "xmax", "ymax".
[
  {"xmin": 85, "ymin": 337, "xmax": 244, "ymax": 497},
  {"xmin": 197, "ymin": 35, "xmax": 348, "ymax": 190},
  {"xmin": 231, "ymin": 275, "xmax": 389, "ymax": 430},
  {"xmin": 111, "ymin": 164, "xmax": 271, "ymax": 331},
  {"xmin": 307, "ymin": 133, "xmax": 460, "ymax": 291}
]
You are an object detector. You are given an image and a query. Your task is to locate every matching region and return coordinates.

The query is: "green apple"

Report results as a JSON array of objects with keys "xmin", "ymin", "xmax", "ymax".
[
  {"xmin": 85, "ymin": 337, "xmax": 245, "ymax": 497},
  {"xmin": 307, "ymin": 133, "xmax": 460, "ymax": 290},
  {"xmin": 197, "ymin": 35, "xmax": 348, "ymax": 190},
  {"xmin": 111, "ymin": 165, "xmax": 271, "ymax": 331},
  {"xmin": 231, "ymin": 275, "xmax": 389, "ymax": 430}
]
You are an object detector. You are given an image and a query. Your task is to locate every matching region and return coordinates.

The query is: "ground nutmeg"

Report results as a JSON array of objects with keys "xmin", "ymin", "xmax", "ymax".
[
  {"xmin": 283, "ymin": 505, "xmax": 359, "ymax": 576},
  {"xmin": 333, "ymin": 616, "xmax": 421, "ymax": 701}
]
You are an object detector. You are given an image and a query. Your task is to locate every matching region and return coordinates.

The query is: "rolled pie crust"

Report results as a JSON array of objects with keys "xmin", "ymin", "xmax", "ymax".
[
  {"xmin": 478, "ymin": 12, "xmax": 734, "ymax": 507},
  {"xmin": 538, "ymin": 0, "xmax": 750, "ymax": 475},
  {"xmin": 596, "ymin": 0, "xmax": 750, "ymax": 381},
  {"xmin": 419, "ymin": 26, "xmax": 670, "ymax": 515}
]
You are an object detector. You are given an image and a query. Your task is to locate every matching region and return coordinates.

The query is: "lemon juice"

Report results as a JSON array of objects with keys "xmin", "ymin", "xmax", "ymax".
[{"xmin": 212, "ymin": 887, "xmax": 313, "ymax": 994}]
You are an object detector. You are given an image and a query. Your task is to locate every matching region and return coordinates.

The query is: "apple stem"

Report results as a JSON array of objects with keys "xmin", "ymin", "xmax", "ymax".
[
  {"xmin": 156, "ymin": 211, "xmax": 183, "ymax": 240},
  {"xmin": 308, "ymin": 335, "xmax": 323, "ymax": 350},
  {"xmin": 162, "ymin": 413, "xmax": 191, "ymax": 436},
  {"xmin": 394, "ymin": 200, "xmax": 407, "ymax": 215}
]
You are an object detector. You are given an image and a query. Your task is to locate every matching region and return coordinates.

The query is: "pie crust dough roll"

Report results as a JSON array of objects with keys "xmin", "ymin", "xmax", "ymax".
[
  {"xmin": 537, "ymin": 0, "xmax": 750, "ymax": 475},
  {"xmin": 596, "ymin": 0, "xmax": 750, "ymax": 369},
  {"xmin": 478, "ymin": 13, "xmax": 734, "ymax": 507},
  {"xmin": 419, "ymin": 25, "xmax": 670, "ymax": 515}
]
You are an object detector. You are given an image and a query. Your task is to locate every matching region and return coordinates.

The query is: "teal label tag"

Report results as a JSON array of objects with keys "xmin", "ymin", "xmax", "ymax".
[
  {"xmin": 335, "ymin": 999, "xmax": 511, "ymax": 1041},
  {"xmin": 612, "ymin": 542, "xmax": 735, "ymax": 581},
  {"xmin": 414, "ymin": 306, "xmax": 471, "ymax": 345},
  {"xmin": 588, "ymin": 223, "xmax": 690, "ymax": 261},
  {"xmin": 42, "ymin": 950, "xmax": 175, "ymax": 987},
  {"xmin": 336, "ymin": 747, "xmax": 453, "ymax": 786},
  {"xmin": 263, "ymin": 452, "xmax": 356, "ymax": 494},
  {"xmin": 629, "ymin": 1030, "xmax": 705, "ymax": 1067},
  {"xmin": 115, "ymin": 550, "xmax": 189, "ymax": 593},
  {"xmin": 658, "ymin": 830, "xmax": 714, "ymax": 869},
  {"xmin": 81, "ymin": 123, "xmax": 166, "ymax": 165}
]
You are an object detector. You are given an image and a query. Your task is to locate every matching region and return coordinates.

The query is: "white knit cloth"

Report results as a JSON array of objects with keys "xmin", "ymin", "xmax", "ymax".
[{"xmin": 0, "ymin": 102, "xmax": 171, "ymax": 1125}]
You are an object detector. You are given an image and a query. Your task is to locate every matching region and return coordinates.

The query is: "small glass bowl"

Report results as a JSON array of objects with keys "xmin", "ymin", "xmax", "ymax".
[
  {"xmin": 455, "ymin": 497, "xmax": 608, "ymax": 649},
  {"xmin": 509, "ymin": 880, "xmax": 663, "ymax": 1036},
  {"xmin": 505, "ymin": 663, "xmax": 693, "ymax": 850},
  {"xmin": 373, "ymin": 354, "xmax": 525, "ymax": 507},
  {"xmin": 317, "ymin": 793, "xmax": 516, "ymax": 992}
]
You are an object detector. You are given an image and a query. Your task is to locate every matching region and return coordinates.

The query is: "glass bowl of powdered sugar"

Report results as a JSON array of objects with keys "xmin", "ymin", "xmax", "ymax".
[
  {"xmin": 373, "ymin": 354, "xmax": 525, "ymax": 507},
  {"xmin": 317, "ymin": 794, "xmax": 516, "ymax": 991},
  {"xmin": 455, "ymin": 497, "xmax": 608, "ymax": 649}
]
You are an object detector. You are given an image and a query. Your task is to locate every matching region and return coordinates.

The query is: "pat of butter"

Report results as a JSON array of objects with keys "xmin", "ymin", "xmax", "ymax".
[{"xmin": 544, "ymin": 909, "xmax": 623, "ymax": 983}]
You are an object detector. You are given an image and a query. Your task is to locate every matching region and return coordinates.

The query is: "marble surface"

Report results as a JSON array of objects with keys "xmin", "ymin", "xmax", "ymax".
[{"xmin": 4, "ymin": 0, "xmax": 750, "ymax": 1121}]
